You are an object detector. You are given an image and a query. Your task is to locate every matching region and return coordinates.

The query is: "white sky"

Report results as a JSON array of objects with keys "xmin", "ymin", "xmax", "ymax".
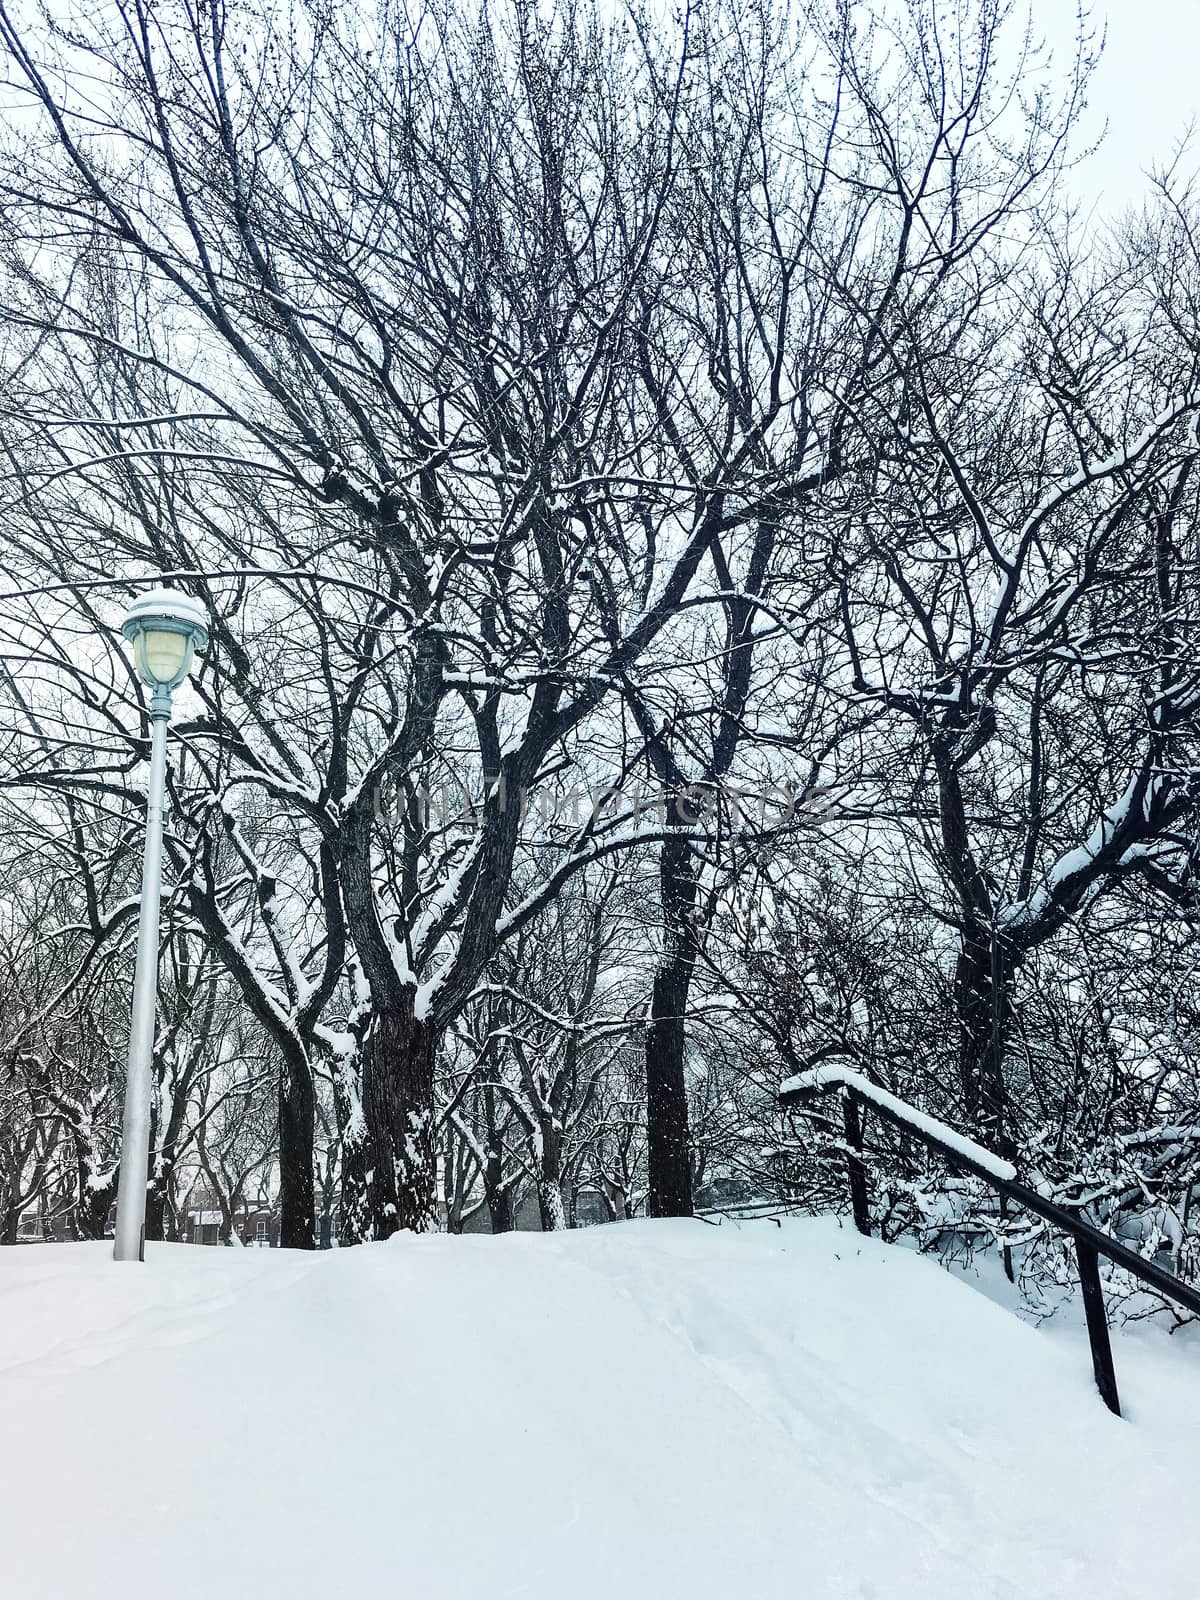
[{"xmin": 1039, "ymin": 0, "xmax": 1200, "ymax": 217}]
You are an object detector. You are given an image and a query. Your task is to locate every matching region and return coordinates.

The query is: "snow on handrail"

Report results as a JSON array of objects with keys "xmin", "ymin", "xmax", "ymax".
[
  {"xmin": 778, "ymin": 1064, "xmax": 1018, "ymax": 1182},
  {"xmin": 778, "ymin": 1062, "xmax": 1200, "ymax": 1416}
]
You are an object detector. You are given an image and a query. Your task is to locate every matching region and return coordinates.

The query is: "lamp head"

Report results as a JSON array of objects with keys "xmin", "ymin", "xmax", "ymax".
[{"xmin": 121, "ymin": 589, "xmax": 209, "ymax": 696}]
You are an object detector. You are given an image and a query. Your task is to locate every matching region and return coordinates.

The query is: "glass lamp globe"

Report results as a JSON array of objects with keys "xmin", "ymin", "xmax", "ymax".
[{"xmin": 121, "ymin": 589, "xmax": 210, "ymax": 695}]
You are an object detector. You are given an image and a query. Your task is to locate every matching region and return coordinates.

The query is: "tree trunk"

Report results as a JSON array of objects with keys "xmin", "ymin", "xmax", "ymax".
[
  {"xmin": 337, "ymin": 805, "xmax": 440, "ymax": 1240},
  {"xmin": 484, "ymin": 1154, "xmax": 515, "ymax": 1234},
  {"xmin": 481, "ymin": 1083, "xmax": 515, "ymax": 1233},
  {"xmin": 955, "ymin": 931, "xmax": 1014, "ymax": 1158},
  {"xmin": 145, "ymin": 1173, "xmax": 168, "ymax": 1242},
  {"xmin": 934, "ymin": 742, "xmax": 1014, "ymax": 1161},
  {"xmin": 76, "ymin": 1164, "xmax": 117, "ymax": 1241},
  {"xmin": 331, "ymin": 1051, "xmax": 370, "ymax": 1245},
  {"xmin": 487, "ymin": 1179, "xmax": 515, "ymax": 1233},
  {"xmin": 646, "ymin": 968, "xmax": 695, "ymax": 1216},
  {"xmin": 646, "ymin": 834, "xmax": 696, "ymax": 1218},
  {"xmin": 145, "ymin": 1130, "xmax": 180, "ymax": 1243},
  {"xmin": 361, "ymin": 1001, "xmax": 438, "ymax": 1237},
  {"xmin": 278, "ymin": 1046, "xmax": 316, "ymax": 1249},
  {"xmin": 535, "ymin": 1117, "xmax": 566, "ymax": 1232}
]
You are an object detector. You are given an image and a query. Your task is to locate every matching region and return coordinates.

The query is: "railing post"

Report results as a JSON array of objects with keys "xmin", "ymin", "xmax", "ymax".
[
  {"xmin": 842, "ymin": 1091, "xmax": 871, "ymax": 1238},
  {"xmin": 998, "ymin": 1192, "xmax": 1015, "ymax": 1284},
  {"xmin": 1075, "ymin": 1238, "xmax": 1121, "ymax": 1417}
]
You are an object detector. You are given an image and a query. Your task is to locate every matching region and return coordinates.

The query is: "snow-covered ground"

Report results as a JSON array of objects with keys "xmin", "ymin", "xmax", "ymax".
[{"xmin": 2, "ymin": 1217, "xmax": 1197, "ymax": 1599}]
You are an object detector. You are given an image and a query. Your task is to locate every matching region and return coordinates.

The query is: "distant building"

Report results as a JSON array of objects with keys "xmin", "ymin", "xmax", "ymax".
[
  {"xmin": 14, "ymin": 1204, "xmax": 114, "ymax": 1243},
  {"xmin": 185, "ymin": 1189, "xmax": 279, "ymax": 1247},
  {"xmin": 460, "ymin": 1183, "xmax": 615, "ymax": 1234},
  {"xmin": 694, "ymin": 1174, "xmax": 757, "ymax": 1211}
]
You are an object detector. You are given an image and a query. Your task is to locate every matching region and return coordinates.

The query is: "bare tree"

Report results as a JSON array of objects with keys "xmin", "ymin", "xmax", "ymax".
[{"xmin": 0, "ymin": 0, "xmax": 875, "ymax": 1240}]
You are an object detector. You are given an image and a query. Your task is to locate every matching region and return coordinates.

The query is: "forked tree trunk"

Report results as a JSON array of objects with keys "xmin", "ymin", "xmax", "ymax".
[{"xmin": 638, "ymin": 567, "xmax": 771, "ymax": 1220}]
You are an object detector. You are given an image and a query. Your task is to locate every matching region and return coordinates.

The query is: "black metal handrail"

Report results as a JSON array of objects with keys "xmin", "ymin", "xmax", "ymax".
[{"xmin": 779, "ymin": 1069, "xmax": 1200, "ymax": 1416}]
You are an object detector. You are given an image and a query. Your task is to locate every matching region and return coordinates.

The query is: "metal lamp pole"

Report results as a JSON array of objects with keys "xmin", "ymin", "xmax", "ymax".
[
  {"xmin": 112, "ymin": 688, "xmax": 172, "ymax": 1262},
  {"xmin": 112, "ymin": 591, "xmax": 209, "ymax": 1263}
]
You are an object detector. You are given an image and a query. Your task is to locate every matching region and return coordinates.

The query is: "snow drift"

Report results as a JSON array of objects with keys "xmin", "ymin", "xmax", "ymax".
[{"xmin": 1, "ymin": 1218, "xmax": 1197, "ymax": 1599}]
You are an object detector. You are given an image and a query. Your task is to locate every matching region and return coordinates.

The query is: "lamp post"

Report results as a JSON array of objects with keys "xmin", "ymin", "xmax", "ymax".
[{"xmin": 113, "ymin": 589, "xmax": 209, "ymax": 1263}]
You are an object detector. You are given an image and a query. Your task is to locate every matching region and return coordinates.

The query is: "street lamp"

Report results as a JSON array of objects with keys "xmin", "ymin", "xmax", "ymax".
[{"xmin": 112, "ymin": 589, "xmax": 209, "ymax": 1262}]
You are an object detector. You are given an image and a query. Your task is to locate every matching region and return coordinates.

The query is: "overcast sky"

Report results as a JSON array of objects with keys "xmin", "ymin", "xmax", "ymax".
[{"xmin": 1040, "ymin": 0, "xmax": 1200, "ymax": 217}]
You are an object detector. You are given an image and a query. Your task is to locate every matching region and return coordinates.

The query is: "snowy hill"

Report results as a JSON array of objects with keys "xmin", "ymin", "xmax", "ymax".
[{"xmin": 2, "ymin": 1218, "xmax": 1197, "ymax": 1599}]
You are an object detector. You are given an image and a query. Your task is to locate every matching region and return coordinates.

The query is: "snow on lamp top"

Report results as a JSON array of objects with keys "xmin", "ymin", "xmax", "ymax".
[{"xmin": 121, "ymin": 588, "xmax": 210, "ymax": 692}]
